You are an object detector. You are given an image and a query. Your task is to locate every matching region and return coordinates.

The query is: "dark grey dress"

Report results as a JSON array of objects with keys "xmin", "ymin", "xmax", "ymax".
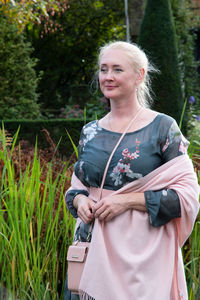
[{"xmin": 64, "ymin": 113, "xmax": 189, "ymax": 299}]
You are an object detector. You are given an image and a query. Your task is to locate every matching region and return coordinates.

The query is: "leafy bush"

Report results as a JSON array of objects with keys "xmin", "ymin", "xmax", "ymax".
[
  {"xmin": 28, "ymin": 0, "xmax": 125, "ymax": 112},
  {"xmin": 138, "ymin": 0, "xmax": 183, "ymax": 123},
  {"xmin": 170, "ymin": 0, "xmax": 200, "ymax": 106},
  {"xmin": 0, "ymin": 14, "xmax": 41, "ymax": 119},
  {"xmin": 59, "ymin": 97, "xmax": 110, "ymax": 120},
  {"xmin": 1, "ymin": 119, "xmax": 85, "ymax": 159}
]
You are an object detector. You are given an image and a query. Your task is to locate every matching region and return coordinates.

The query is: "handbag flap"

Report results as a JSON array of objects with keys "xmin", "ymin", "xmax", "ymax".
[{"xmin": 67, "ymin": 245, "xmax": 88, "ymax": 263}]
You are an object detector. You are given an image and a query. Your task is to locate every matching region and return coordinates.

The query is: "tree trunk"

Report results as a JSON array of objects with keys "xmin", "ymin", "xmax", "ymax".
[{"xmin": 129, "ymin": 0, "xmax": 146, "ymax": 42}]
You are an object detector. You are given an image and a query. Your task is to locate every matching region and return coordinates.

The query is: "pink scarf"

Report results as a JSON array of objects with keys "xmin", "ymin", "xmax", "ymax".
[{"xmin": 68, "ymin": 155, "xmax": 199, "ymax": 300}]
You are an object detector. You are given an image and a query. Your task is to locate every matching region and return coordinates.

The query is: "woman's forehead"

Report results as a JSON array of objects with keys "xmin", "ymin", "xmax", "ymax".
[{"xmin": 100, "ymin": 49, "xmax": 132, "ymax": 66}]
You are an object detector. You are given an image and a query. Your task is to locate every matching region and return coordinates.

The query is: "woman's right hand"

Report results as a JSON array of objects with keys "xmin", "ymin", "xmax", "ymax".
[{"xmin": 73, "ymin": 194, "xmax": 95, "ymax": 224}]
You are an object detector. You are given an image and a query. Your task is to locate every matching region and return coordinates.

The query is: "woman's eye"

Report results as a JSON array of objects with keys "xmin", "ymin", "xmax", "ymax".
[
  {"xmin": 114, "ymin": 68, "xmax": 123, "ymax": 72},
  {"xmin": 100, "ymin": 68, "xmax": 107, "ymax": 73}
]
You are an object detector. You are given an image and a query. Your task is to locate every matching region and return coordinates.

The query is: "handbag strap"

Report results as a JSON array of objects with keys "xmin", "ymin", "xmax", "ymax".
[
  {"xmin": 83, "ymin": 108, "xmax": 142, "ymax": 242},
  {"xmin": 98, "ymin": 107, "xmax": 143, "ymax": 200}
]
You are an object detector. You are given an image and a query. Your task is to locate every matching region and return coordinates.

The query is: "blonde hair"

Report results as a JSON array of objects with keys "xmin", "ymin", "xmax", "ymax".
[{"xmin": 98, "ymin": 41, "xmax": 159, "ymax": 108}]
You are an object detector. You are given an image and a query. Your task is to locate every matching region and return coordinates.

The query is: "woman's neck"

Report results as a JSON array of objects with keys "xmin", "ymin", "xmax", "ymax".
[{"xmin": 109, "ymin": 99, "xmax": 141, "ymax": 120}]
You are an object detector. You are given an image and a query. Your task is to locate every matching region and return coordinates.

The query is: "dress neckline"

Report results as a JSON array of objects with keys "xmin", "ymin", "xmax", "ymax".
[{"xmin": 96, "ymin": 113, "xmax": 162, "ymax": 135}]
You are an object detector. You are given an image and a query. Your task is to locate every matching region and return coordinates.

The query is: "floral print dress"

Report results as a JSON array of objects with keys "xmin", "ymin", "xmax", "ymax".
[
  {"xmin": 66, "ymin": 113, "xmax": 189, "ymax": 227},
  {"xmin": 64, "ymin": 113, "xmax": 189, "ymax": 300}
]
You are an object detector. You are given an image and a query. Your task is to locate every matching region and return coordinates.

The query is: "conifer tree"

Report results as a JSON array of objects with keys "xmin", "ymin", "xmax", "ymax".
[
  {"xmin": 138, "ymin": 0, "xmax": 183, "ymax": 123},
  {"xmin": 0, "ymin": 15, "xmax": 41, "ymax": 119}
]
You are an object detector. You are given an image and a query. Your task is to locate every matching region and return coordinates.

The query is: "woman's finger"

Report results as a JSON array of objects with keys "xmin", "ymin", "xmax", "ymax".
[
  {"xmin": 78, "ymin": 212, "xmax": 91, "ymax": 224},
  {"xmin": 94, "ymin": 204, "xmax": 107, "ymax": 218},
  {"xmin": 98, "ymin": 208, "xmax": 110, "ymax": 221},
  {"xmin": 77, "ymin": 212, "xmax": 87, "ymax": 224},
  {"xmin": 92, "ymin": 201, "xmax": 103, "ymax": 213},
  {"xmin": 78, "ymin": 205, "xmax": 94, "ymax": 223},
  {"xmin": 85, "ymin": 208, "xmax": 94, "ymax": 219},
  {"xmin": 105, "ymin": 212, "xmax": 114, "ymax": 222}
]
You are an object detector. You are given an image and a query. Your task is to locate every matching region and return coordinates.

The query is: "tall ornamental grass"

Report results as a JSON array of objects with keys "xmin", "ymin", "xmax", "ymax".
[
  {"xmin": 0, "ymin": 118, "xmax": 199, "ymax": 299},
  {"xmin": 184, "ymin": 218, "xmax": 200, "ymax": 300},
  {"xmin": 180, "ymin": 97, "xmax": 200, "ymax": 299},
  {"xmin": 0, "ymin": 128, "xmax": 75, "ymax": 299},
  {"xmin": 183, "ymin": 141, "xmax": 200, "ymax": 300}
]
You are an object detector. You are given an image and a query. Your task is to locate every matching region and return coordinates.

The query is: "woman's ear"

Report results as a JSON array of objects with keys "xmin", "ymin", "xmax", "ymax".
[{"xmin": 137, "ymin": 68, "xmax": 145, "ymax": 82}]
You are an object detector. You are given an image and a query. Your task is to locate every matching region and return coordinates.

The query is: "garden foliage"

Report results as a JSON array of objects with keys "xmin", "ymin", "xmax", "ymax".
[
  {"xmin": 0, "ymin": 126, "xmax": 199, "ymax": 299},
  {"xmin": 138, "ymin": 0, "xmax": 183, "ymax": 123},
  {"xmin": 0, "ymin": 127, "xmax": 75, "ymax": 299},
  {"xmin": 27, "ymin": 0, "xmax": 125, "ymax": 115},
  {"xmin": 0, "ymin": 0, "xmax": 69, "ymax": 33},
  {"xmin": 0, "ymin": 15, "xmax": 41, "ymax": 119},
  {"xmin": 170, "ymin": 0, "xmax": 200, "ymax": 132},
  {"xmin": 1, "ymin": 119, "xmax": 86, "ymax": 158},
  {"xmin": 170, "ymin": 0, "xmax": 200, "ymax": 101}
]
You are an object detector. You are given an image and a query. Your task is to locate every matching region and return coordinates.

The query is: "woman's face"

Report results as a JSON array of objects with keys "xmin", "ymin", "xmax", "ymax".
[{"xmin": 99, "ymin": 49, "xmax": 140, "ymax": 101}]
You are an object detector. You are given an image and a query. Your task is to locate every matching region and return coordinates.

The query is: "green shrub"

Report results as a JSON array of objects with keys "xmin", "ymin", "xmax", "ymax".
[
  {"xmin": 138, "ymin": 0, "xmax": 183, "ymax": 123},
  {"xmin": 170, "ymin": 0, "xmax": 200, "ymax": 107},
  {"xmin": 1, "ymin": 119, "xmax": 86, "ymax": 158},
  {"xmin": 0, "ymin": 14, "xmax": 41, "ymax": 119}
]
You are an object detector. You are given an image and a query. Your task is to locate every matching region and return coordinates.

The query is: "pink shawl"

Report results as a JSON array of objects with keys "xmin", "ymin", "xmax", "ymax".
[{"xmin": 68, "ymin": 155, "xmax": 199, "ymax": 300}]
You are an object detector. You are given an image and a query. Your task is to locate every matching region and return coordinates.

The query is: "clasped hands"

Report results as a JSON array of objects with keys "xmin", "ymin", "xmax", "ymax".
[{"xmin": 74, "ymin": 194, "xmax": 132, "ymax": 224}]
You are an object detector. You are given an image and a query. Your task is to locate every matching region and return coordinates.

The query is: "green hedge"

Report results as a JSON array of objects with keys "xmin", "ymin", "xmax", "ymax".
[
  {"xmin": 1, "ymin": 119, "xmax": 89, "ymax": 159},
  {"xmin": 138, "ymin": 0, "xmax": 183, "ymax": 123}
]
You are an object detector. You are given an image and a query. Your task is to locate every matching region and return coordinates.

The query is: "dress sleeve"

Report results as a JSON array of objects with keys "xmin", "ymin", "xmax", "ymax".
[
  {"xmin": 145, "ymin": 119, "xmax": 189, "ymax": 227},
  {"xmin": 65, "ymin": 126, "xmax": 90, "ymax": 218},
  {"xmin": 65, "ymin": 173, "xmax": 89, "ymax": 218}
]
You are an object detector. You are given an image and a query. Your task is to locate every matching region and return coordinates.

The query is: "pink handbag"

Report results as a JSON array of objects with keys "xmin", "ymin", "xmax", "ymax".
[
  {"xmin": 67, "ymin": 241, "xmax": 90, "ymax": 294},
  {"xmin": 67, "ymin": 109, "xmax": 142, "ymax": 294},
  {"xmin": 67, "ymin": 221, "xmax": 93, "ymax": 294}
]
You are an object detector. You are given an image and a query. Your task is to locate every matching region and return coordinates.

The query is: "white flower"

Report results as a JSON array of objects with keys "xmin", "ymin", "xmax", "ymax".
[
  {"xmin": 130, "ymin": 152, "xmax": 139, "ymax": 159},
  {"xmin": 110, "ymin": 172, "xmax": 122, "ymax": 186},
  {"xmin": 82, "ymin": 122, "xmax": 102, "ymax": 150}
]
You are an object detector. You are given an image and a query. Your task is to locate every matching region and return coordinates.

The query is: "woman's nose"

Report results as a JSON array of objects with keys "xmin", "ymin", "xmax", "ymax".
[{"xmin": 105, "ymin": 70, "xmax": 114, "ymax": 80}]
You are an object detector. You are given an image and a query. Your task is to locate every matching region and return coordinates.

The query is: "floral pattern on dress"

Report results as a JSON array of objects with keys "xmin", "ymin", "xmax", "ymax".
[
  {"xmin": 77, "ymin": 160, "xmax": 84, "ymax": 182},
  {"xmin": 162, "ymin": 121, "xmax": 189, "ymax": 154},
  {"xmin": 79, "ymin": 122, "xmax": 102, "ymax": 151},
  {"xmin": 179, "ymin": 140, "xmax": 189, "ymax": 154},
  {"xmin": 110, "ymin": 139, "xmax": 142, "ymax": 186}
]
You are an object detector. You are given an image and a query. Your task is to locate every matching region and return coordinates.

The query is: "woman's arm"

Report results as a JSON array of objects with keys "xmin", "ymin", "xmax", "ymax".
[
  {"xmin": 65, "ymin": 172, "xmax": 93, "ymax": 222},
  {"xmin": 144, "ymin": 189, "xmax": 181, "ymax": 226},
  {"xmin": 94, "ymin": 120, "xmax": 186, "ymax": 224},
  {"xmin": 93, "ymin": 192, "xmax": 146, "ymax": 222},
  {"xmin": 73, "ymin": 193, "xmax": 95, "ymax": 224},
  {"xmin": 93, "ymin": 189, "xmax": 181, "ymax": 226},
  {"xmin": 141, "ymin": 119, "xmax": 188, "ymax": 227}
]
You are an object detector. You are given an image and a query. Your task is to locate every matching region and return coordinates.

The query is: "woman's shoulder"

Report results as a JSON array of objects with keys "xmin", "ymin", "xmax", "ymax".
[
  {"xmin": 80, "ymin": 120, "xmax": 102, "ymax": 139},
  {"xmin": 134, "ymin": 109, "xmax": 173, "ymax": 132},
  {"xmin": 81, "ymin": 120, "xmax": 98, "ymax": 132},
  {"xmin": 156, "ymin": 112, "xmax": 178, "ymax": 130},
  {"xmin": 140, "ymin": 110, "xmax": 182, "ymax": 140},
  {"xmin": 146, "ymin": 109, "xmax": 177, "ymax": 127}
]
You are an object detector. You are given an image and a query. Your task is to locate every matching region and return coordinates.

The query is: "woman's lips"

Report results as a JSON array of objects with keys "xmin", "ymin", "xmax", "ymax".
[{"xmin": 105, "ymin": 85, "xmax": 117, "ymax": 89}]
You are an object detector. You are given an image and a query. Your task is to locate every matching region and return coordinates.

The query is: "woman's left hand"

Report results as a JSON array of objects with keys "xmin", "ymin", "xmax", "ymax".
[{"xmin": 93, "ymin": 194, "xmax": 129, "ymax": 222}]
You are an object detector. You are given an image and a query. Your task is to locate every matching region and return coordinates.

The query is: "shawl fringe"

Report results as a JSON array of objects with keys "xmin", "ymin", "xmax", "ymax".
[{"xmin": 79, "ymin": 291, "xmax": 95, "ymax": 300}]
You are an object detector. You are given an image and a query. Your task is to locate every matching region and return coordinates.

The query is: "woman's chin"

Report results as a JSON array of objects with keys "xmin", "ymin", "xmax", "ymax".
[{"xmin": 103, "ymin": 92, "xmax": 119, "ymax": 100}]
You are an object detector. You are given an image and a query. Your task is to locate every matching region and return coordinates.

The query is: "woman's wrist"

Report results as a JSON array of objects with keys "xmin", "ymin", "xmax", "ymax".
[
  {"xmin": 73, "ymin": 194, "xmax": 87, "ymax": 209},
  {"xmin": 73, "ymin": 194, "xmax": 80, "ymax": 209},
  {"xmin": 124, "ymin": 192, "xmax": 146, "ymax": 212}
]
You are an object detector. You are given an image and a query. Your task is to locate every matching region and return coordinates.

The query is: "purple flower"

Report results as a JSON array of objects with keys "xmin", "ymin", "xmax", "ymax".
[
  {"xmin": 100, "ymin": 97, "xmax": 108, "ymax": 104},
  {"xmin": 195, "ymin": 115, "xmax": 200, "ymax": 122},
  {"xmin": 189, "ymin": 96, "xmax": 195, "ymax": 104}
]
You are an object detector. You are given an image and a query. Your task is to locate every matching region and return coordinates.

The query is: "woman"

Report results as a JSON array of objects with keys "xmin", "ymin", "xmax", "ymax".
[{"xmin": 64, "ymin": 41, "xmax": 199, "ymax": 300}]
